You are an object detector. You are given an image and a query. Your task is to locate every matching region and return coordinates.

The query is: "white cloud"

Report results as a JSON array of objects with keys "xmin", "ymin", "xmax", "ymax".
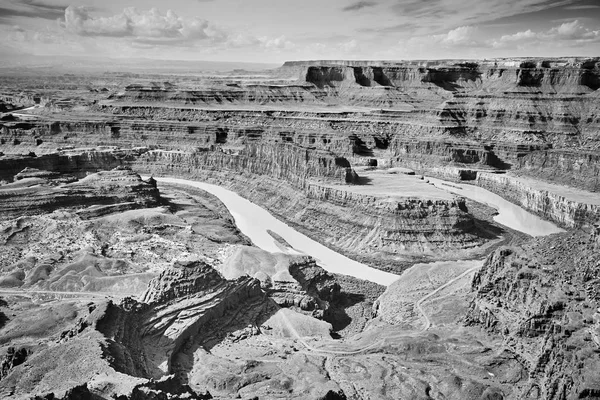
[
  {"xmin": 439, "ymin": 26, "xmax": 478, "ymax": 45},
  {"xmin": 62, "ymin": 6, "xmax": 228, "ymax": 44},
  {"xmin": 260, "ymin": 35, "xmax": 295, "ymax": 50},
  {"xmin": 491, "ymin": 20, "xmax": 600, "ymax": 48},
  {"xmin": 549, "ymin": 20, "xmax": 599, "ymax": 41},
  {"xmin": 405, "ymin": 25, "xmax": 482, "ymax": 49}
]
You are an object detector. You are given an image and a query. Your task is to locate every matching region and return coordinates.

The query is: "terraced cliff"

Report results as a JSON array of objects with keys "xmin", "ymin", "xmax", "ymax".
[{"xmin": 2, "ymin": 59, "xmax": 599, "ymax": 190}]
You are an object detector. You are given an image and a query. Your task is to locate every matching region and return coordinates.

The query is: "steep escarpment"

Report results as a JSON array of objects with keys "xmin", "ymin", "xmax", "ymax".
[
  {"xmin": 515, "ymin": 149, "xmax": 600, "ymax": 192},
  {"xmin": 138, "ymin": 145, "xmax": 357, "ymax": 186},
  {"xmin": 466, "ymin": 228, "xmax": 600, "ymax": 399},
  {"xmin": 285, "ymin": 58, "xmax": 600, "ymax": 92},
  {"xmin": 474, "ymin": 172, "xmax": 600, "ymax": 227}
]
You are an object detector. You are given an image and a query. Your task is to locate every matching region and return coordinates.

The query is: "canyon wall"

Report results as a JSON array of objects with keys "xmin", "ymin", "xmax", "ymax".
[
  {"xmin": 132, "ymin": 151, "xmax": 486, "ymax": 272},
  {"xmin": 475, "ymin": 172, "xmax": 600, "ymax": 228}
]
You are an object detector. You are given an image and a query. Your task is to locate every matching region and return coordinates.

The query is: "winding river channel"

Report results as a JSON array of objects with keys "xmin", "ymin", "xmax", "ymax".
[
  {"xmin": 154, "ymin": 176, "xmax": 564, "ymax": 286},
  {"xmin": 427, "ymin": 177, "xmax": 565, "ymax": 237}
]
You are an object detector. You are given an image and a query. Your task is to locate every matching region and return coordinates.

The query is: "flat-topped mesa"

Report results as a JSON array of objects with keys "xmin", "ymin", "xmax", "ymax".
[
  {"xmin": 287, "ymin": 58, "xmax": 600, "ymax": 92},
  {"xmin": 282, "ymin": 58, "xmax": 600, "ymax": 69},
  {"xmin": 108, "ymin": 82, "xmax": 323, "ymax": 105},
  {"xmin": 302, "ymin": 182, "xmax": 478, "ymax": 256}
]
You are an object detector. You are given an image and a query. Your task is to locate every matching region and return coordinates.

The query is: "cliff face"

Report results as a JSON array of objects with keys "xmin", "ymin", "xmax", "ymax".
[
  {"xmin": 475, "ymin": 172, "xmax": 600, "ymax": 227},
  {"xmin": 515, "ymin": 150, "xmax": 600, "ymax": 192},
  {"xmin": 466, "ymin": 229, "xmax": 600, "ymax": 399},
  {"xmin": 285, "ymin": 58, "xmax": 600, "ymax": 92},
  {"xmin": 138, "ymin": 145, "xmax": 356, "ymax": 187}
]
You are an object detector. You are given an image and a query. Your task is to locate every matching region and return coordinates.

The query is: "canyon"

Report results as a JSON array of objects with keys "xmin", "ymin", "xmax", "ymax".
[{"xmin": 0, "ymin": 57, "xmax": 598, "ymax": 399}]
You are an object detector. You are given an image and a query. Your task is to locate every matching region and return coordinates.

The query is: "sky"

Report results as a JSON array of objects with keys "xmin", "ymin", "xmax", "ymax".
[{"xmin": 0, "ymin": 0, "xmax": 599, "ymax": 64}]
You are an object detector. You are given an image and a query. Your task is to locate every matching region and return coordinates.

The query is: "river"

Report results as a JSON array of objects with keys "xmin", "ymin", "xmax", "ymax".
[
  {"xmin": 153, "ymin": 176, "xmax": 564, "ymax": 286},
  {"xmin": 426, "ymin": 177, "xmax": 566, "ymax": 237},
  {"xmin": 154, "ymin": 177, "xmax": 401, "ymax": 286}
]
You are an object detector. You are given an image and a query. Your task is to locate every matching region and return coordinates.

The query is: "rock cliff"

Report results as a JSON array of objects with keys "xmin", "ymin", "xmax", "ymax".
[{"xmin": 474, "ymin": 172, "xmax": 600, "ymax": 227}]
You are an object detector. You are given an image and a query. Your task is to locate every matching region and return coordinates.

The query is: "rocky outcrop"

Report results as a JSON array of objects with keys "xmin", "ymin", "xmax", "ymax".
[
  {"xmin": 0, "ymin": 149, "xmax": 138, "ymax": 182},
  {"xmin": 218, "ymin": 246, "xmax": 340, "ymax": 317},
  {"xmin": 0, "ymin": 347, "xmax": 29, "ymax": 380},
  {"xmin": 270, "ymin": 257, "xmax": 341, "ymax": 317},
  {"xmin": 32, "ymin": 378, "xmax": 212, "ymax": 400},
  {"xmin": 465, "ymin": 230, "xmax": 600, "ymax": 399},
  {"xmin": 136, "ymin": 260, "xmax": 266, "ymax": 375},
  {"xmin": 140, "ymin": 260, "xmax": 226, "ymax": 305},
  {"xmin": 0, "ymin": 167, "xmax": 159, "ymax": 220}
]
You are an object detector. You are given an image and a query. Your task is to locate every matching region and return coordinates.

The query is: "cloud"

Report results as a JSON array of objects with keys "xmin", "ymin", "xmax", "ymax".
[
  {"xmin": 62, "ymin": 6, "xmax": 228, "ymax": 44},
  {"xmin": 563, "ymin": 4, "xmax": 600, "ymax": 10},
  {"xmin": 340, "ymin": 39, "xmax": 359, "ymax": 52},
  {"xmin": 0, "ymin": 0, "xmax": 67, "ymax": 23},
  {"xmin": 491, "ymin": 19, "xmax": 600, "ymax": 48},
  {"xmin": 439, "ymin": 25, "xmax": 478, "ymax": 45},
  {"xmin": 405, "ymin": 25, "xmax": 482, "ymax": 49},
  {"xmin": 496, "ymin": 29, "xmax": 537, "ymax": 43},
  {"xmin": 260, "ymin": 35, "xmax": 295, "ymax": 50},
  {"xmin": 342, "ymin": 1, "xmax": 378, "ymax": 12},
  {"xmin": 384, "ymin": 0, "xmax": 575, "ymax": 35},
  {"xmin": 549, "ymin": 19, "xmax": 594, "ymax": 39}
]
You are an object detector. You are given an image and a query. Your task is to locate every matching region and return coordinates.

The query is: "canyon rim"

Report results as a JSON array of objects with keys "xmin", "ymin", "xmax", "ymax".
[{"xmin": 0, "ymin": 1, "xmax": 599, "ymax": 399}]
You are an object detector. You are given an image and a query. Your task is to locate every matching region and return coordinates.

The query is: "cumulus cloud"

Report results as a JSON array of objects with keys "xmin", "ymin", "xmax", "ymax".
[
  {"xmin": 342, "ymin": 1, "xmax": 378, "ymax": 12},
  {"xmin": 260, "ymin": 35, "xmax": 295, "ymax": 50},
  {"xmin": 491, "ymin": 19, "xmax": 600, "ymax": 48},
  {"xmin": 406, "ymin": 25, "xmax": 482, "ymax": 49},
  {"xmin": 549, "ymin": 20, "xmax": 598, "ymax": 40},
  {"xmin": 439, "ymin": 26, "xmax": 478, "ymax": 45},
  {"xmin": 62, "ymin": 6, "xmax": 228, "ymax": 44}
]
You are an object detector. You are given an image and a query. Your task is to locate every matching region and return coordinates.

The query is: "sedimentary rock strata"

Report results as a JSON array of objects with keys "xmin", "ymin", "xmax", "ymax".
[{"xmin": 0, "ymin": 58, "xmax": 598, "ymax": 399}]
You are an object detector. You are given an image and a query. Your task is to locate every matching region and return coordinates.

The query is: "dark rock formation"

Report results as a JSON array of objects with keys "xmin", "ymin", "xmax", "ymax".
[{"xmin": 0, "ymin": 347, "xmax": 29, "ymax": 380}]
